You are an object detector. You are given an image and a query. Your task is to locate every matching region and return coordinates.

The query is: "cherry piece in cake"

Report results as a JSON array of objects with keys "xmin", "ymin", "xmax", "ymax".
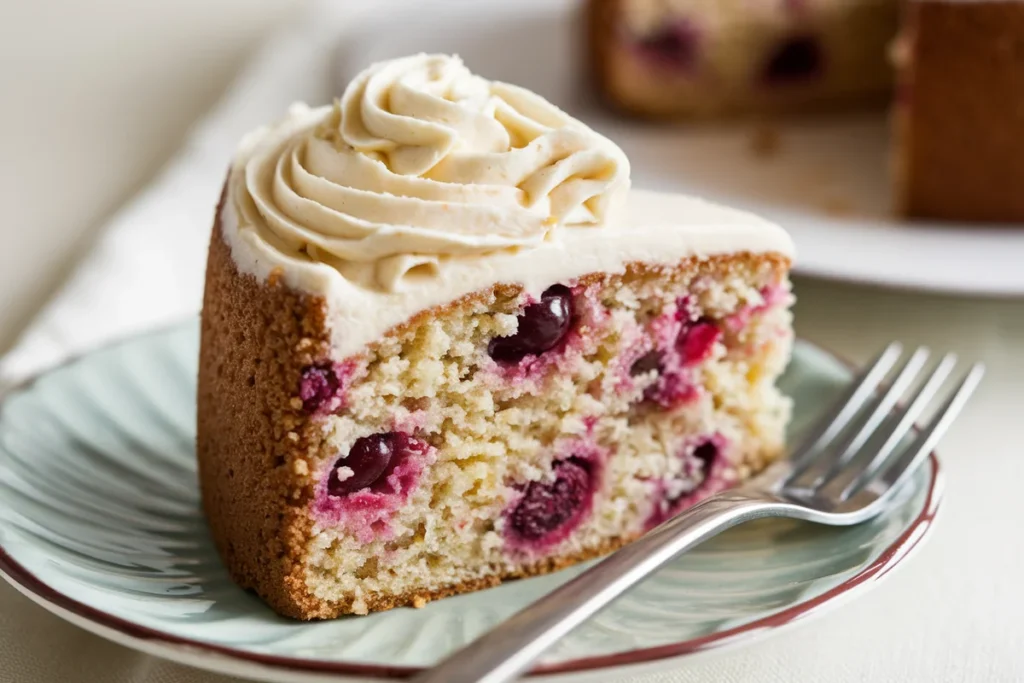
[
  {"xmin": 678, "ymin": 319, "xmax": 721, "ymax": 365},
  {"xmin": 646, "ymin": 437, "xmax": 724, "ymax": 529},
  {"xmin": 509, "ymin": 458, "xmax": 592, "ymax": 541},
  {"xmin": 630, "ymin": 350, "xmax": 663, "ymax": 377},
  {"xmin": 636, "ymin": 21, "xmax": 701, "ymax": 72},
  {"xmin": 761, "ymin": 35, "xmax": 823, "ymax": 85},
  {"xmin": 691, "ymin": 438, "xmax": 719, "ymax": 475},
  {"xmin": 488, "ymin": 285, "xmax": 574, "ymax": 363},
  {"xmin": 328, "ymin": 433, "xmax": 405, "ymax": 496},
  {"xmin": 299, "ymin": 363, "xmax": 341, "ymax": 413}
]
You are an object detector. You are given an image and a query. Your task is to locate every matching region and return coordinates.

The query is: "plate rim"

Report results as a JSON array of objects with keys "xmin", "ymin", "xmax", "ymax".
[
  {"xmin": 0, "ymin": 324, "xmax": 943, "ymax": 680},
  {"xmin": 790, "ymin": 260, "xmax": 1024, "ymax": 299}
]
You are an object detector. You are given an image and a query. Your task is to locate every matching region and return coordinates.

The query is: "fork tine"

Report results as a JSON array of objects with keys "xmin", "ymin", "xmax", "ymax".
[
  {"xmin": 789, "ymin": 342, "xmax": 903, "ymax": 473},
  {"xmin": 861, "ymin": 362, "xmax": 985, "ymax": 502},
  {"xmin": 819, "ymin": 352, "xmax": 958, "ymax": 502},
  {"xmin": 789, "ymin": 345, "xmax": 925, "ymax": 490},
  {"xmin": 806, "ymin": 346, "xmax": 930, "ymax": 487}
]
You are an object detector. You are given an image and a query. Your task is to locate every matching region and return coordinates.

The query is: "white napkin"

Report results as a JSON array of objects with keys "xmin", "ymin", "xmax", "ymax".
[{"xmin": 0, "ymin": 1, "xmax": 370, "ymax": 390}]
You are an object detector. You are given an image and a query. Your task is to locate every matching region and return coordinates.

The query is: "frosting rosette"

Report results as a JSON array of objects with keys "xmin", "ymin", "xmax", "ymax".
[{"xmin": 233, "ymin": 54, "xmax": 631, "ymax": 291}]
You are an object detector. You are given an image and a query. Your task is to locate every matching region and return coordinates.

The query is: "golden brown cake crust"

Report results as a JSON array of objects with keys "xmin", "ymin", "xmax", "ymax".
[
  {"xmin": 896, "ymin": 1, "xmax": 1024, "ymax": 222},
  {"xmin": 198, "ymin": 190, "xmax": 334, "ymax": 620},
  {"xmin": 199, "ymin": 189, "xmax": 790, "ymax": 620}
]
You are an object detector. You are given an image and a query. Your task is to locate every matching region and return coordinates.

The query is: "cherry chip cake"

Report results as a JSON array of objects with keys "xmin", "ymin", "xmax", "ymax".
[{"xmin": 197, "ymin": 54, "xmax": 795, "ymax": 619}]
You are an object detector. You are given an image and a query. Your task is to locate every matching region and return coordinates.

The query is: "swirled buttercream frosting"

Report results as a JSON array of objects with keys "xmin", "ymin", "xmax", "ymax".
[
  {"xmin": 222, "ymin": 53, "xmax": 793, "ymax": 358},
  {"xmin": 230, "ymin": 53, "xmax": 630, "ymax": 292}
]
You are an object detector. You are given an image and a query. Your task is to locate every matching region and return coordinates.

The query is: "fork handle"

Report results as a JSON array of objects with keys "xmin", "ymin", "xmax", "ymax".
[{"xmin": 411, "ymin": 494, "xmax": 777, "ymax": 683}]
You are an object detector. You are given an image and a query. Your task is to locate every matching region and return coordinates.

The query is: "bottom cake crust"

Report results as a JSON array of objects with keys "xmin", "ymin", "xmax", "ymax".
[{"xmin": 307, "ymin": 534, "xmax": 639, "ymax": 618}]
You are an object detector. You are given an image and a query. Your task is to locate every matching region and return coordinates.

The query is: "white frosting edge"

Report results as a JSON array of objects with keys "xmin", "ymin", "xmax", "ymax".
[{"xmin": 220, "ymin": 183, "xmax": 794, "ymax": 359}]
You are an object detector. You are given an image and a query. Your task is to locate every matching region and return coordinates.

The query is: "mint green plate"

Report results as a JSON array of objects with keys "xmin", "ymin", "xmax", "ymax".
[{"xmin": 0, "ymin": 322, "xmax": 940, "ymax": 682}]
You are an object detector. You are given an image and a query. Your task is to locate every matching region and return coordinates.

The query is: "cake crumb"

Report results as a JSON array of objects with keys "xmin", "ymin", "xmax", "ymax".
[
  {"xmin": 750, "ymin": 124, "xmax": 782, "ymax": 159},
  {"xmin": 289, "ymin": 397, "xmax": 304, "ymax": 410},
  {"xmin": 402, "ymin": 396, "xmax": 431, "ymax": 412},
  {"xmin": 293, "ymin": 458, "xmax": 309, "ymax": 476},
  {"xmin": 412, "ymin": 595, "xmax": 428, "ymax": 609}
]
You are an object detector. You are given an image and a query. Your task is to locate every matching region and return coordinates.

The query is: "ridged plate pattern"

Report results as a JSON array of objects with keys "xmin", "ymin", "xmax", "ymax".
[{"xmin": 0, "ymin": 322, "xmax": 939, "ymax": 680}]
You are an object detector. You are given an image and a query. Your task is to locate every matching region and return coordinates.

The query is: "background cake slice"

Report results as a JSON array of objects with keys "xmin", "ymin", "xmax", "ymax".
[
  {"xmin": 197, "ymin": 54, "xmax": 795, "ymax": 619},
  {"xmin": 892, "ymin": 0, "xmax": 1024, "ymax": 223},
  {"xmin": 587, "ymin": 0, "xmax": 899, "ymax": 118}
]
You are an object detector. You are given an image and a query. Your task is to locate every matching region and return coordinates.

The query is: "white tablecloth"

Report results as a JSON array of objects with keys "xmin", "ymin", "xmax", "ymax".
[{"xmin": 2, "ymin": 2, "xmax": 1023, "ymax": 681}]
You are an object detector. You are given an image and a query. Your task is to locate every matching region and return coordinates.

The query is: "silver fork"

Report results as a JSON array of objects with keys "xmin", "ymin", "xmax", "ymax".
[{"xmin": 412, "ymin": 343, "xmax": 984, "ymax": 683}]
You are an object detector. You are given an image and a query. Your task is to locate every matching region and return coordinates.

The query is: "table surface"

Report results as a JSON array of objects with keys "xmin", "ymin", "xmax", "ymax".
[{"xmin": 3, "ymin": 1, "xmax": 1024, "ymax": 681}]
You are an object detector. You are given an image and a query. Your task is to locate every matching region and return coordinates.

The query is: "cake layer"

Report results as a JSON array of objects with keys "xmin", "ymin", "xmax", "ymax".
[{"xmin": 589, "ymin": 0, "xmax": 899, "ymax": 118}]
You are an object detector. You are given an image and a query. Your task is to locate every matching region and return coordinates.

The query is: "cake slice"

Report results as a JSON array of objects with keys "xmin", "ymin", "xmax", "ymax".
[
  {"xmin": 892, "ymin": 0, "xmax": 1024, "ymax": 222},
  {"xmin": 587, "ymin": 0, "xmax": 899, "ymax": 118},
  {"xmin": 197, "ymin": 54, "xmax": 794, "ymax": 619}
]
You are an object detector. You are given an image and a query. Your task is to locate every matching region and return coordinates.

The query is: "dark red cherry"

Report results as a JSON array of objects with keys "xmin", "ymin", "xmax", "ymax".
[
  {"xmin": 677, "ymin": 319, "xmax": 721, "ymax": 365},
  {"xmin": 509, "ymin": 458, "xmax": 592, "ymax": 540},
  {"xmin": 631, "ymin": 350, "xmax": 668, "ymax": 402},
  {"xmin": 692, "ymin": 439, "xmax": 719, "ymax": 475},
  {"xmin": 762, "ymin": 35, "xmax": 823, "ymax": 85},
  {"xmin": 637, "ymin": 21, "xmax": 701, "ymax": 71},
  {"xmin": 328, "ymin": 433, "xmax": 402, "ymax": 496},
  {"xmin": 630, "ymin": 350, "xmax": 663, "ymax": 377},
  {"xmin": 488, "ymin": 285, "xmax": 574, "ymax": 363},
  {"xmin": 299, "ymin": 363, "xmax": 341, "ymax": 413}
]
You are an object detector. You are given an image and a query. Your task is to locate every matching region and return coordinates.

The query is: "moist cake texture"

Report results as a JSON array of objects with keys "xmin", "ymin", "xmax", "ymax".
[{"xmin": 197, "ymin": 53, "xmax": 795, "ymax": 619}]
